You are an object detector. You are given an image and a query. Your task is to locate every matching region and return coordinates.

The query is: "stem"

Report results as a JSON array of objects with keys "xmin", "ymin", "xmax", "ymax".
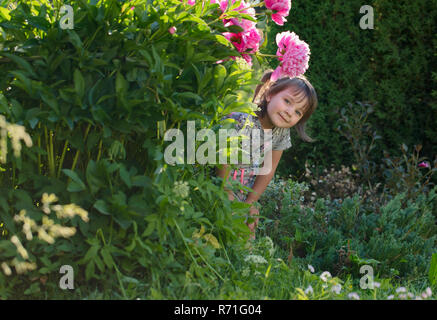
[
  {"xmin": 257, "ymin": 53, "xmax": 277, "ymax": 58},
  {"xmin": 12, "ymin": 161, "xmax": 15, "ymax": 187},
  {"xmin": 97, "ymin": 139, "xmax": 103, "ymax": 162},
  {"xmin": 49, "ymin": 130, "xmax": 55, "ymax": 177},
  {"xmin": 37, "ymin": 124, "xmax": 41, "ymax": 175},
  {"xmin": 173, "ymin": 218, "xmax": 224, "ymax": 282},
  {"xmin": 57, "ymin": 140, "xmax": 69, "ymax": 178},
  {"xmin": 44, "ymin": 126, "xmax": 54, "ymax": 177},
  {"xmin": 71, "ymin": 123, "xmax": 92, "ymax": 171},
  {"xmin": 98, "ymin": 229, "xmax": 127, "ymax": 300}
]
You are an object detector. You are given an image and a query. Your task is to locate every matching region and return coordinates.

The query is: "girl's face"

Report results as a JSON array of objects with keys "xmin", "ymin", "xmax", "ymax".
[{"xmin": 264, "ymin": 87, "xmax": 308, "ymax": 129}]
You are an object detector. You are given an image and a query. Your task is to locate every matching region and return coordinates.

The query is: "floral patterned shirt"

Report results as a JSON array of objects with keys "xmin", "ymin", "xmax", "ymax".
[{"xmin": 220, "ymin": 112, "xmax": 292, "ymax": 202}]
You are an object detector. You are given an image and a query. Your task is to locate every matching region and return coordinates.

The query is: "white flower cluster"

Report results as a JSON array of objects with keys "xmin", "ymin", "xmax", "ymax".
[
  {"xmin": 389, "ymin": 287, "xmax": 433, "ymax": 300},
  {"xmin": 2, "ymin": 194, "xmax": 89, "ymax": 276},
  {"xmin": 173, "ymin": 181, "xmax": 190, "ymax": 199},
  {"xmin": 320, "ymin": 271, "xmax": 332, "ymax": 282},
  {"xmin": 42, "ymin": 193, "xmax": 89, "ymax": 222},
  {"xmin": 244, "ymin": 254, "xmax": 268, "ymax": 265},
  {"xmin": 348, "ymin": 292, "xmax": 360, "ymax": 300},
  {"xmin": 258, "ymin": 236, "xmax": 275, "ymax": 258},
  {"xmin": 0, "ymin": 115, "xmax": 32, "ymax": 163}
]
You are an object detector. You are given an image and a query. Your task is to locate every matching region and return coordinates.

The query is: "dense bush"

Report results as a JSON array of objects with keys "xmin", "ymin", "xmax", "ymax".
[
  {"xmin": 267, "ymin": 0, "xmax": 437, "ymax": 180},
  {"xmin": 259, "ymin": 178, "xmax": 437, "ymax": 280},
  {"xmin": 0, "ymin": 0, "xmax": 266, "ymax": 298}
]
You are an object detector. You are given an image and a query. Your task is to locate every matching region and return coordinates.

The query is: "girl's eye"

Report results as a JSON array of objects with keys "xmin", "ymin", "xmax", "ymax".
[
  {"xmin": 285, "ymin": 99, "xmax": 290, "ymax": 104},
  {"xmin": 296, "ymin": 110, "xmax": 301, "ymax": 116}
]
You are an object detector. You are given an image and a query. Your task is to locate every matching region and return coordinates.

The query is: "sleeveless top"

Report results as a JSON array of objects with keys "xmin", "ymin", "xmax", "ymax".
[{"xmin": 220, "ymin": 112, "xmax": 292, "ymax": 202}]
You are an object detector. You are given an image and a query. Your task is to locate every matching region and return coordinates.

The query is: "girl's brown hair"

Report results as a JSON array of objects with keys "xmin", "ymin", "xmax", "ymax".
[{"xmin": 253, "ymin": 69, "xmax": 318, "ymax": 142}]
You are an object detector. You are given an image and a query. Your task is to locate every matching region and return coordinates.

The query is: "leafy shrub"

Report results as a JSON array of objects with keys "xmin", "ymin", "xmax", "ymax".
[
  {"xmin": 303, "ymin": 162, "xmax": 361, "ymax": 204},
  {"xmin": 0, "ymin": 0, "xmax": 271, "ymax": 298},
  {"xmin": 259, "ymin": 178, "xmax": 437, "ymax": 280},
  {"xmin": 268, "ymin": 0, "xmax": 436, "ymax": 179},
  {"xmin": 381, "ymin": 144, "xmax": 437, "ymax": 202}
]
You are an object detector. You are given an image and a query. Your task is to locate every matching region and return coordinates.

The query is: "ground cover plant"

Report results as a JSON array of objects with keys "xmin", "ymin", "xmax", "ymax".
[{"xmin": 0, "ymin": 0, "xmax": 435, "ymax": 301}]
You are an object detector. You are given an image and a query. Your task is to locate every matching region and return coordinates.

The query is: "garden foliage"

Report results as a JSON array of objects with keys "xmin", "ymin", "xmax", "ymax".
[
  {"xmin": 268, "ymin": 0, "xmax": 437, "ymax": 180},
  {"xmin": 0, "ymin": 0, "xmax": 265, "ymax": 298},
  {"xmin": 259, "ymin": 178, "xmax": 437, "ymax": 281}
]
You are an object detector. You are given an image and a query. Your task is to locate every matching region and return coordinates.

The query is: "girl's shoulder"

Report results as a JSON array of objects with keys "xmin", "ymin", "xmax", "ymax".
[
  {"xmin": 221, "ymin": 112, "xmax": 259, "ymax": 130},
  {"xmin": 272, "ymin": 126, "xmax": 292, "ymax": 151}
]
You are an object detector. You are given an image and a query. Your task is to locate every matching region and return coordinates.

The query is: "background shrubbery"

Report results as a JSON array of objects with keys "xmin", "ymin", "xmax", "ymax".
[{"xmin": 268, "ymin": 0, "xmax": 437, "ymax": 182}]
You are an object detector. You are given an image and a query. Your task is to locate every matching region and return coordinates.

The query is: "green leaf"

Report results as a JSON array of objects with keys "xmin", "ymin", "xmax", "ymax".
[
  {"xmin": 215, "ymin": 34, "xmax": 233, "ymax": 48},
  {"xmin": 10, "ymin": 71, "xmax": 33, "ymax": 96},
  {"xmin": 83, "ymin": 245, "xmax": 99, "ymax": 263},
  {"xmin": 429, "ymin": 253, "xmax": 437, "ymax": 285},
  {"xmin": 85, "ymin": 261, "xmax": 95, "ymax": 281},
  {"xmin": 40, "ymin": 90, "xmax": 60, "ymax": 115},
  {"xmin": 27, "ymin": 16, "xmax": 50, "ymax": 32},
  {"xmin": 0, "ymin": 7, "xmax": 11, "ymax": 21},
  {"xmin": 74, "ymin": 69, "xmax": 85, "ymax": 99},
  {"xmin": 93, "ymin": 200, "xmax": 111, "ymax": 215},
  {"xmin": 67, "ymin": 30, "xmax": 83, "ymax": 49},
  {"xmin": 116, "ymin": 72, "xmax": 128, "ymax": 95},
  {"xmin": 0, "ymin": 93, "xmax": 11, "ymax": 116},
  {"xmin": 0, "ymin": 197, "xmax": 16, "ymax": 234},
  {"xmin": 213, "ymin": 64, "xmax": 227, "ymax": 92},
  {"xmin": 0, "ymin": 53, "xmax": 37, "ymax": 78},
  {"xmin": 100, "ymin": 247, "xmax": 115, "ymax": 270},
  {"xmin": 119, "ymin": 165, "xmax": 132, "ymax": 188},
  {"xmin": 143, "ymin": 221, "xmax": 155, "ymax": 237},
  {"xmin": 62, "ymin": 169, "xmax": 86, "ymax": 191}
]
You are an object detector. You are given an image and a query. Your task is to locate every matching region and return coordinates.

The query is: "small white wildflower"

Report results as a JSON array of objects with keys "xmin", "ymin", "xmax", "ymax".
[
  {"xmin": 422, "ymin": 292, "xmax": 428, "ymax": 299},
  {"xmin": 425, "ymin": 287, "xmax": 432, "ymax": 297},
  {"xmin": 244, "ymin": 254, "xmax": 268, "ymax": 265},
  {"xmin": 242, "ymin": 267, "xmax": 250, "ymax": 277},
  {"xmin": 1, "ymin": 262, "xmax": 12, "ymax": 276},
  {"xmin": 320, "ymin": 271, "xmax": 332, "ymax": 282},
  {"xmin": 348, "ymin": 292, "xmax": 360, "ymax": 300},
  {"xmin": 373, "ymin": 281, "xmax": 381, "ymax": 288},
  {"xmin": 407, "ymin": 293, "xmax": 414, "ymax": 299},
  {"xmin": 308, "ymin": 264, "xmax": 315, "ymax": 273},
  {"xmin": 331, "ymin": 284, "xmax": 342, "ymax": 295},
  {"xmin": 396, "ymin": 287, "xmax": 407, "ymax": 293},
  {"xmin": 399, "ymin": 294, "xmax": 407, "ymax": 300},
  {"xmin": 415, "ymin": 296, "xmax": 422, "ymax": 300},
  {"xmin": 173, "ymin": 181, "xmax": 190, "ymax": 199},
  {"xmin": 387, "ymin": 295, "xmax": 394, "ymax": 300},
  {"xmin": 304, "ymin": 285, "xmax": 313, "ymax": 295},
  {"xmin": 10, "ymin": 235, "xmax": 28, "ymax": 260}
]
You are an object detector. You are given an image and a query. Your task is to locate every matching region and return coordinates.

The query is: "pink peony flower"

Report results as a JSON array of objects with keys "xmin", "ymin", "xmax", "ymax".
[
  {"xmin": 188, "ymin": 0, "xmax": 196, "ymax": 5},
  {"xmin": 271, "ymin": 31, "xmax": 310, "ymax": 81},
  {"xmin": 168, "ymin": 26, "xmax": 177, "ymax": 34},
  {"xmin": 210, "ymin": 0, "xmax": 228, "ymax": 12},
  {"xmin": 418, "ymin": 161, "xmax": 430, "ymax": 168},
  {"xmin": 218, "ymin": 0, "xmax": 260, "ymax": 66},
  {"xmin": 223, "ymin": 27, "xmax": 261, "ymax": 66},
  {"xmin": 265, "ymin": 0, "xmax": 292, "ymax": 26}
]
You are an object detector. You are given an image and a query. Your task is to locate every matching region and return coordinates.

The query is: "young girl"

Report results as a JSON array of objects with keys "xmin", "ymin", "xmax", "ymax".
[{"xmin": 216, "ymin": 69, "xmax": 318, "ymax": 239}]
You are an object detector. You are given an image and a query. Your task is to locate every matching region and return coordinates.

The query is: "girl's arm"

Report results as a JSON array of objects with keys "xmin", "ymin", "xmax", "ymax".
[{"xmin": 245, "ymin": 149, "xmax": 283, "ymax": 204}]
